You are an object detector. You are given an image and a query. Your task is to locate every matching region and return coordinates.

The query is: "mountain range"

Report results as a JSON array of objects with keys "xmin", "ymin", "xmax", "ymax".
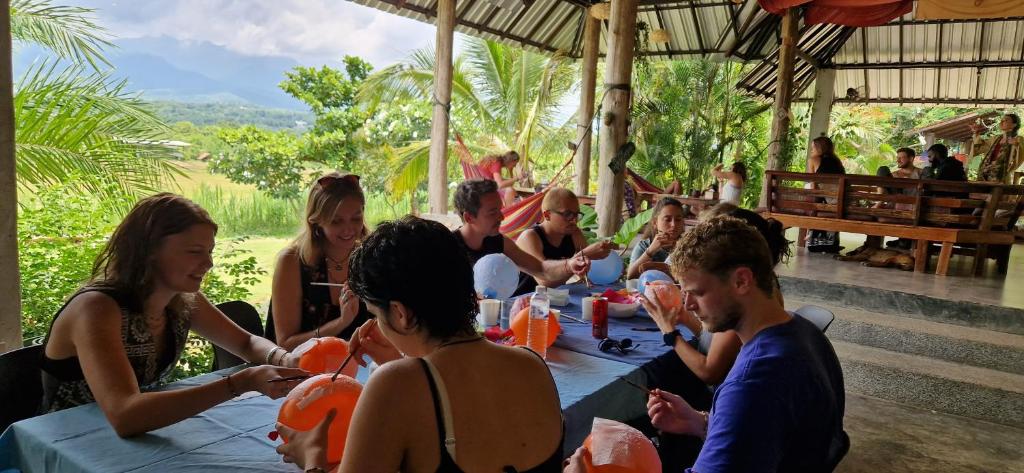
[{"xmin": 14, "ymin": 35, "xmax": 309, "ymax": 110}]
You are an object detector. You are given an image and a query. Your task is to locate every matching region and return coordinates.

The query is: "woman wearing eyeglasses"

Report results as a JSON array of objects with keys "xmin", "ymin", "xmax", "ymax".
[
  {"xmin": 266, "ymin": 172, "xmax": 372, "ymax": 350},
  {"xmin": 513, "ymin": 188, "xmax": 615, "ymax": 295}
]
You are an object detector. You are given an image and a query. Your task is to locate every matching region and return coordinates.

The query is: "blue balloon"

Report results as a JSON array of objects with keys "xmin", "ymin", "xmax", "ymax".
[
  {"xmin": 588, "ymin": 252, "xmax": 624, "ymax": 285},
  {"xmin": 639, "ymin": 269, "xmax": 674, "ymax": 288},
  {"xmin": 473, "ymin": 254, "xmax": 519, "ymax": 300}
]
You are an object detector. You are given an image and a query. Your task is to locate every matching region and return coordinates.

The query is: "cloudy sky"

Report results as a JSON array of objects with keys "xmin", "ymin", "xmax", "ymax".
[{"xmin": 71, "ymin": 0, "xmax": 444, "ymax": 67}]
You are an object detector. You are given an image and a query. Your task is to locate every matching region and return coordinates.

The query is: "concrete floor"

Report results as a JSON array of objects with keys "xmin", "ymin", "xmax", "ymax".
[
  {"xmin": 839, "ymin": 393, "xmax": 1024, "ymax": 473},
  {"xmin": 777, "ymin": 231, "xmax": 1024, "ymax": 310}
]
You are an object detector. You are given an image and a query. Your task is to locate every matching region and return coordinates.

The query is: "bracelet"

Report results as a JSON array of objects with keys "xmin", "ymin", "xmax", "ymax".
[
  {"xmin": 698, "ymin": 410, "xmax": 709, "ymax": 439},
  {"xmin": 224, "ymin": 372, "xmax": 241, "ymax": 397},
  {"xmin": 265, "ymin": 346, "xmax": 283, "ymax": 365}
]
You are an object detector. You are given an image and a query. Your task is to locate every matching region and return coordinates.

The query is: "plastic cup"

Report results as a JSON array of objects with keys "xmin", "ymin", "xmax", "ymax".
[
  {"xmin": 480, "ymin": 299, "xmax": 501, "ymax": 326},
  {"xmin": 581, "ymin": 297, "xmax": 596, "ymax": 321},
  {"xmin": 626, "ymin": 279, "xmax": 639, "ymax": 291}
]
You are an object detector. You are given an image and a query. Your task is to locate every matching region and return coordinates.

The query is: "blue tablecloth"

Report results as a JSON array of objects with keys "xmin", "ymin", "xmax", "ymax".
[
  {"xmin": 551, "ymin": 283, "xmax": 697, "ymax": 367},
  {"xmin": 0, "ymin": 348, "xmax": 647, "ymax": 472}
]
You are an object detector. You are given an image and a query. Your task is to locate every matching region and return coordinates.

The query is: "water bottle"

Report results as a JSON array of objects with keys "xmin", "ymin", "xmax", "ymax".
[{"xmin": 527, "ymin": 286, "xmax": 550, "ymax": 359}]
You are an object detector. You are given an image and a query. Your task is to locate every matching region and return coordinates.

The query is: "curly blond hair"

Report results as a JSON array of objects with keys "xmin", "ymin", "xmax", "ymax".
[{"xmin": 669, "ymin": 215, "xmax": 775, "ymax": 294}]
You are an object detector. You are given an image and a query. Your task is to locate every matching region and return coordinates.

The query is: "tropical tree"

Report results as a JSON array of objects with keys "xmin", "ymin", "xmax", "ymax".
[
  {"xmin": 11, "ymin": 0, "xmax": 180, "ymax": 205},
  {"xmin": 357, "ymin": 38, "xmax": 579, "ymax": 198}
]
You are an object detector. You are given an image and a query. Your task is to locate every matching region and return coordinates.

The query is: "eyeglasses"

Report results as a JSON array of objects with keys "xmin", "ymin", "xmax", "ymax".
[
  {"xmin": 598, "ymin": 337, "xmax": 638, "ymax": 354},
  {"xmin": 317, "ymin": 174, "xmax": 361, "ymax": 189},
  {"xmin": 549, "ymin": 209, "xmax": 584, "ymax": 221}
]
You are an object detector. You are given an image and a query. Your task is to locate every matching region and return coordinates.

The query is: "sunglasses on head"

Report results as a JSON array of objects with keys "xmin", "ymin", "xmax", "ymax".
[
  {"xmin": 598, "ymin": 337, "xmax": 638, "ymax": 354},
  {"xmin": 317, "ymin": 174, "xmax": 360, "ymax": 189}
]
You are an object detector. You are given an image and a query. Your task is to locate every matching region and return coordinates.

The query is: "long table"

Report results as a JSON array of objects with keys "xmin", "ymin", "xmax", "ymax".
[{"xmin": 0, "ymin": 347, "xmax": 647, "ymax": 472}]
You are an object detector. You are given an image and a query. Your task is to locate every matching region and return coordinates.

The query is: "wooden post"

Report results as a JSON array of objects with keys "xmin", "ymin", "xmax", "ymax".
[
  {"xmin": 0, "ymin": 0, "xmax": 23, "ymax": 353},
  {"xmin": 760, "ymin": 7, "xmax": 799, "ymax": 208},
  {"xmin": 806, "ymin": 68, "xmax": 836, "ymax": 165},
  {"xmin": 596, "ymin": 0, "xmax": 638, "ymax": 237},
  {"xmin": 575, "ymin": 13, "xmax": 600, "ymax": 197},
  {"xmin": 428, "ymin": 0, "xmax": 456, "ymax": 214}
]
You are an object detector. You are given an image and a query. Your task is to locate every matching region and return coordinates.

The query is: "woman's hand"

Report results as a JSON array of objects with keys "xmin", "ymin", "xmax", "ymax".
[
  {"xmin": 276, "ymin": 408, "xmax": 335, "ymax": 470},
  {"xmin": 647, "ymin": 389, "xmax": 705, "ymax": 437},
  {"xmin": 336, "ymin": 284, "xmax": 360, "ymax": 333},
  {"xmin": 236, "ymin": 365, "xmax": 310, "ymax": 399},
  {"xmin": 348, "ymin": 319, "xmax": 402, "ymax": 367},
  {"xmin": 562, "ymin": 446, "xmax": 593, "ymax": 472},
  {"xmin": 970, "ymin": 122, "xmax": 986, "ymax": 135},
  {"xmin": 278, "ymin": 351, "xmax": 301, "ymax": 368},
  {"xmin": 638, "ymin": 292, "xmax": 680, "ymax": 334}
]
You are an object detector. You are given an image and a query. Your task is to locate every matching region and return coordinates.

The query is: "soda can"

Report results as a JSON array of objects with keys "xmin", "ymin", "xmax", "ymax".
[{"xmin": 592, "ymin": 297, "xmax": 608, "ymax": 339}]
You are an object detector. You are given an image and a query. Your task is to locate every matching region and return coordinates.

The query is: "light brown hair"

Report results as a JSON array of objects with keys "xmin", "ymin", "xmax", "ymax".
[
  {"xmin": 293, "ymin": 172, "xmax": 368, "ymax": 267},
  {"xmin": 642, "ymin": 197, "xmax": 685, "ymax": 240},
  {"xmin": 669, "ymin": 215, "xmax": 775, "ymax": 294}
]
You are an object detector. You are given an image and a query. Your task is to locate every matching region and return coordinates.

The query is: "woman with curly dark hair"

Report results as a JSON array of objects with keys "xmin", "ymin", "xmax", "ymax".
[{"xmin": 277, "ymin": 216, "xmax": 564, "ymax": 473}]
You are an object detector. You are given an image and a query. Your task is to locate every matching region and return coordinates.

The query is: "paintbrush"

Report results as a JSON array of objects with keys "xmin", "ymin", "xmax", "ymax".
[
  {"xmin": 310, "ymin": 282, "xmax": 346, "ymax": 287},
  {"xmin": 619, "ymin": 376, "xmax": 654, "ymax": 396},
  {"xmin": 267, "ymin": 374, "xmax": 311, "ymax": 383},
  {"xmin": 560, "ymin": 313, "xmax": 587, "ymax": 324},
  {"xmin": 331, "ymin": 352, "xmax": 357, "ymax": 382}
]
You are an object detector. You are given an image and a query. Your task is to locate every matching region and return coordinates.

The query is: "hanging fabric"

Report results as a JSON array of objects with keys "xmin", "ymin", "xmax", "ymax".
[
  {"xmin": 917, "ymin": 0, "xmax": 1024, "ymax": 20},
  {"xmin": 757, "ymin": 0, "xmax": 912, "ymax": 27}
]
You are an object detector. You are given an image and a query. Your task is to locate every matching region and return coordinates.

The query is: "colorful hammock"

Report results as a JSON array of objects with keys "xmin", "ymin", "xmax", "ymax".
[
  {"xmin": 625, "ymin": 168, "xmax": 664, "ymax": 194},
  {"xmin": 454, "ymin": 133, "xmax": 575, "ymax": 239}
]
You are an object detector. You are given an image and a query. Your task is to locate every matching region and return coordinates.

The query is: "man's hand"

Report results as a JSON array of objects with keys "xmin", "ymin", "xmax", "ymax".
[
  {"xmin": 647, "ymin": 389, "xmax": 706, "ymax": 438},
  {"xmin": 568, "ymin": 253, "xmax": 590, "ymax": 276},
  {"xmin": 562, "ymin": 446, "xmax": 592, "ymax": 472},
  {"xmin": 638, "ymin": 292, "xmax": 680, "ymax": 334},
  {"xmin": 583, "ymin": 240, "xmax": 616, "ymax": 260}
]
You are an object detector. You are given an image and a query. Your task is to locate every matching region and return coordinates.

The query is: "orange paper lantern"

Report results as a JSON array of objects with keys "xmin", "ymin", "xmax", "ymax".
[
  {"xmin": 644, "ymin": 280, "xmax": 683, "ymax": 312},
  {"xmin": 510, "ymin": 308, "xmax": 561, "ymax": 347},
  {"xmin": 582, "ymin": 418, "xmax": 661, "ymax": 473},
  {"xmin": 277, "ymin": 374, "xmax": 363, "ymax": 463},
  {"xmin": 294, "ymin": 337, "xmax": 358, "ymax": 378}
]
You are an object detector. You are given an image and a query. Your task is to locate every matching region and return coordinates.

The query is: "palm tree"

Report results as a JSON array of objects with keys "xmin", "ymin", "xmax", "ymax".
[
  {"xmin": 358, "ymin": 37, "xmax": 578, "ymax": 198},
  {"xmin": 11, "ymin": 0, "xmax": 180, "ymax": 206}
]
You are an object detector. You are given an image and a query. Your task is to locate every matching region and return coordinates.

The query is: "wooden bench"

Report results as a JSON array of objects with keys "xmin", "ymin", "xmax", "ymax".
[{"xmin": 765, "ymin": 171, "xmax": 1024, "ymax": 276}]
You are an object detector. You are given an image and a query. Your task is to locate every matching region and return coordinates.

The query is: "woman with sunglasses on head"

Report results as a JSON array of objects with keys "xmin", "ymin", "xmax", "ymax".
[
  {"xmin": 276, "ymin": 216, "xmax": 565, "ymax": 473},
  {"xmin": 266, "ymin": 172, "xmax": 372, "ymax": 350},
  {"xmin": 513, "ymin": 187, "xmax": 615, "ymax": 295},
  {"xmin": 39, "ymin": 194, "xmax": 306, "ymax": 437}
]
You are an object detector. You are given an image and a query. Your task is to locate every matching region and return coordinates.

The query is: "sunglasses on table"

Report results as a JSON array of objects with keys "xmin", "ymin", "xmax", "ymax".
[
  {"xmin": 598, "ymin": 337, "xmax": 638, "ymax": 354},
  {"xmin": 549, "ymin": 209, "xmax": 584, "ymax": 220}
]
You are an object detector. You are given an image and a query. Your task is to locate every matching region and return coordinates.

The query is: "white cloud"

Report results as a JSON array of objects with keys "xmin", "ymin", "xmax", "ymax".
[{"xmin": 73, "ymin": 0, "xmax": 440, "ymax": 67}]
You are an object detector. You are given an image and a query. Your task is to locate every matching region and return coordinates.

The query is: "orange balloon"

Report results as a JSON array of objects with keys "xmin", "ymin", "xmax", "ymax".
[
  {"xmin": 277, "ymin": 374, "xmax": 362, "ymax": 463},
  {"xmin": 510, "ymin": 308, "xmax": 561, "ymax": 347},
  {"xmin": 294, "ymin": 337, "xmax": 358, "ymax": 378},
  {"xmin": 644, "ymin": 280, "xmax": 683, "ymax": 312},
  {"xmin": 582, "ymin": 418, "xmax": 661, "ymax": 473}
]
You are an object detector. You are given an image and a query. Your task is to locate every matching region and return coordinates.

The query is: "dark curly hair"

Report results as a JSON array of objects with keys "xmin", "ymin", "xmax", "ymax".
[
  {"xmin": 348, "ymin": 216, "xmax": 478, "ymax": 340},
  {"xmin": 454, "ymin": 178, "xmax": 499, "ymax": 220}
]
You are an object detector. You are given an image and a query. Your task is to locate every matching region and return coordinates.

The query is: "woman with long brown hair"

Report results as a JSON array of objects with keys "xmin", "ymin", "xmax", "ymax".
[
  {"xmin": 267, "ymin": 172, "xmax": 372, "ymax": 350},
  {"xmin": 627, "ymin": 197, "xmax": 687, "ymax": 279},
  {"xmin": 39, "ymin": 194, "xmax": 306, "ymax": 437}
]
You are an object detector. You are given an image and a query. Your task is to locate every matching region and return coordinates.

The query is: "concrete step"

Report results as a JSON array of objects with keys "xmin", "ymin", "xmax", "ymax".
[
  {"xmin": 779, "ymin": 274, "xmax": 1024, "ymax": 335},
  {"xmin": 831, "ymin": 340, "xmax": 1024, "ymax": 429},
  {"xmin": 787, "ymin": 298, "xmax": 1024, "ymax": 375}
]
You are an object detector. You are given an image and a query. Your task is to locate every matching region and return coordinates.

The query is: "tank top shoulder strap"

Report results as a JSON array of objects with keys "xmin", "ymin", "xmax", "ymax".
[
  {"xmin": 418, "ymin": 358, "xmax": 462, "ymax": 472},
  {"xmin": 42, "ymin": 286, "xmax": 126, "ymax": 347}
]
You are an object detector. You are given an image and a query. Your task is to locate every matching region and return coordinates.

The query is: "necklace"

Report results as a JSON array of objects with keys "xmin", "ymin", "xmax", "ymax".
[
  {"xmin": 438, "ymin": 336, "xmax": 485, "ymax": 349},
  {"xmin": 325, "ymin": 253, "xmax": 349, "ymax": 271}
]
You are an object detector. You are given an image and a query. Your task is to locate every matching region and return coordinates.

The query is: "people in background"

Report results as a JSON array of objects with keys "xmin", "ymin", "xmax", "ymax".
[
  {"xmin": 972, "ymin": 113, "xmax": 1022, "ymax": 184},
  {"xmin": 567, "ymin": 216, "xmax": 846, "ymax": 473},
  {"xmin": 39, "ymin": 194, "xmax": 306, "ymax": 437},
  {"xmin": 893, "ymin": 147, "xmax": 922, "ymax": 179},
  {"xmin": 267, "ymin": 173, "xmax": 372, "ymax": 350},
  {"xmin": 513, "ymin": 188, "xmax": 615, "ymax": 295},
  {"xmin": 711, "ymin": 162, "xmax": 747, "ymax": 206},
  {"xmin": 807, "ymin": 137, "xmax": 846, "ymax": 254},
  {"xmin": 480, "ymin": 150, "xmax": 526, "ymax": 206},
  {"xmin": 452, "ymin": 179, "xmax": 589, "ymax": 288},
  {"xmin": 627, "ymin": 197, "xmax": 686, "ymax": 279},
  {"xmin": 921, "ymin": 143, "xmax": 967, "ymax": 182},
  {"xmin": 276, "ymin": 217, "xmax": 564, "ymax": 472}
]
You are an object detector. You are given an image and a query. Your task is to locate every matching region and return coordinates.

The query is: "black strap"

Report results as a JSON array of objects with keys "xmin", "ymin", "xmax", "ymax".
[{"xmin": 418, "ymin": 359, "xmax": 449, "ymax": 455}]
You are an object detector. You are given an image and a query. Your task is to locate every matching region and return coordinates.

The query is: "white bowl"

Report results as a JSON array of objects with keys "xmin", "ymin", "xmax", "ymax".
[
  {"xmin": 607, "ymin": 301, "xmax": 640, "ymax": 318},
  {"xmin": 548, "ymin": 288, "xmax": 570, "ymax": 306}
]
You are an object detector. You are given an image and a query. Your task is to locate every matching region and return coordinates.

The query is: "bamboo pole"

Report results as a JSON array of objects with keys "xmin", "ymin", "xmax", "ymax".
[
  {"xmin": 760, "ymin": 7, "xmax": 799, "ymax": 208},
  {"xmin": 596, "ymin": 0, "xmax": 638, "ymax": 237},
  {"xmin": 575, "ymin": 13, "xmax": 600, "ymax": 197},
  {"xmin": 428, "ymin": 0, "xmax": 456, "ymax": 214},
  {"xmin": 0, "ymin": 0, "xmax": 23, "ymax": 353}
]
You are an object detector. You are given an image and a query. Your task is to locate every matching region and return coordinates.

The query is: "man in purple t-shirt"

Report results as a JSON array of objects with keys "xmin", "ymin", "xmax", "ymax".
[{"xmin": 566, "ymin": 216, "xmax": 847, "ymax": 473}]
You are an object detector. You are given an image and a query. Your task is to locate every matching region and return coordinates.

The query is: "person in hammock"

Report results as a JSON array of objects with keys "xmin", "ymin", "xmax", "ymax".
[{"xmin": 479, "ymin": 150, "xmax": 526, "ymax": 206}]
